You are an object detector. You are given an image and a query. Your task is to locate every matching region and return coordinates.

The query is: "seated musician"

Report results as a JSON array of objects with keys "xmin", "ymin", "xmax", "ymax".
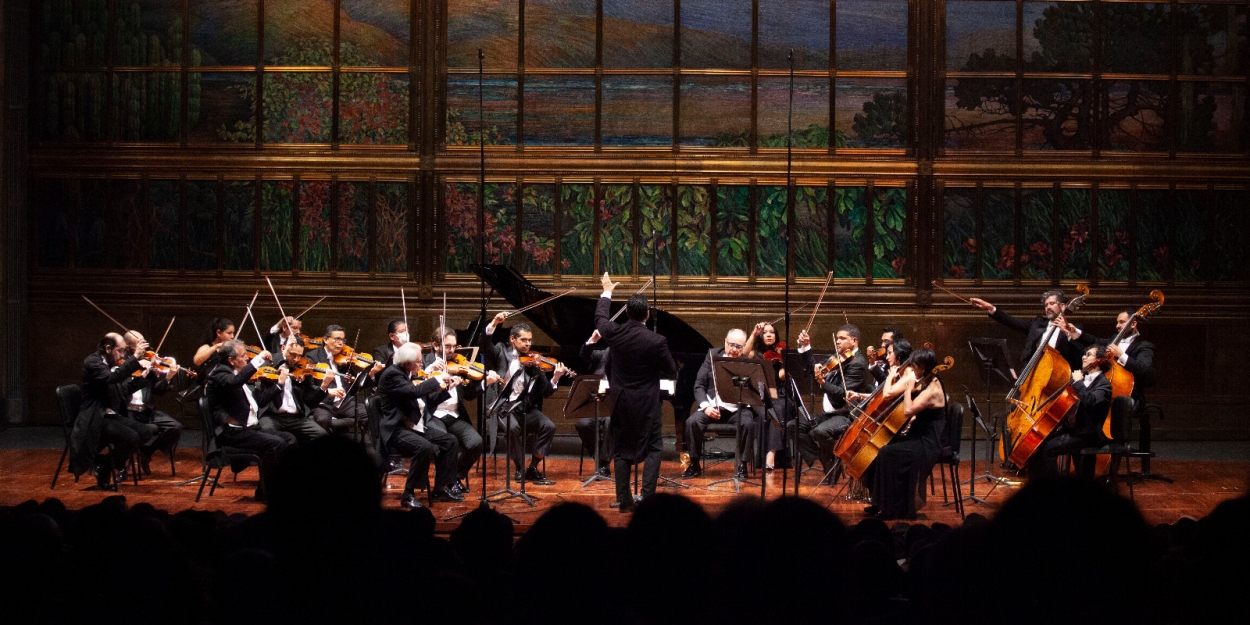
[
  {"xmin": 680, "ymin": 329, "xmax": 758, "ymax": 480},
  {"xmin": 870, "ymin": 326, "xmax": 904, "ymax": 384},
  {"xmin": 793, "ymin": 324, "xmax": 877, "ymax": 484},
  {"xmin": 118, "ymin": 330, "xmax": 184, "ymax": 475},
  {"xmin": 422, "ymin": 327, "xmax": 492, "ymax": 490},
  {"xmin": 304, "ymin": 325, "xmax": 372, "ymax": 437},
  {"xmin": 1061, "ymin": 310, "xmax": 1155, "ymax": 406},
  {"xmin": 479, "ymin": 313, "xmax": 569, "ymax": 485},
  {"xmin": 858, "ymin": 342, "xmax": 949, "ymax": 520},
  {"xmin": 261, "ymin": 316, "xmax": 302, "ymax": 355},
  {"xmin": 192, "ymin": 317, "xmax": 236, "ymax": 377},
  {"xmin": 745, "ymin": 322, "xmax": 788, "ymax": 470},
  {"xmin": 377, "ymin": 342, "xmax": 464, "ymax": 509},
  {"xmin": 256, "ymin": 337, "xmax": 331, "ymax": 445},
  {"xmin": 574, "ymin": 329, "xmax": 612, "ymax": 477},
  {"xmin": 969, "ymin": 290, "xmax": 1084, "ymax": 370},
  {"xmin": 372, "ymin": 319, "xmax": 410, "ymax": 368},
  {"xmin": 71, "ymin": 334, "xmax": 151, "ymax": 488},
  {"xmin": 205, "ymin": 340, "xmax": 294, "ymax": 500},
  {"xmin": 1026, "ymin": 345, "xmax": 1112, "ymax": 479}
]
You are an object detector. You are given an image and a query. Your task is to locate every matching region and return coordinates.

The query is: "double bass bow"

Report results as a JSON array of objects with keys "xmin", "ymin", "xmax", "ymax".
[{"xmin": 1002, "ymin": 284, "xmax": 1091, "ymax": 468}]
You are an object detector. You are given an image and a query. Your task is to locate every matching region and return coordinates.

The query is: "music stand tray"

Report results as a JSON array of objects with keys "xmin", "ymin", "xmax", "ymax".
[
  {"xmin": 563, "ymin": 375, "xmax": 612, "ymax": 488},
  {"xmin": 708, "ymin": 357, "xmax": 766, "ymax": 493}
]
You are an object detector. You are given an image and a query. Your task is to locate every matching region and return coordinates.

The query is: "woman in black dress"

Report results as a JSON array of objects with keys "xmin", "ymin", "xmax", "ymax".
[
  {"xmin": 746, "ymin": 322, "xmax": 788, "ymax": 469},
  {"xmin": 861, "ymin": 346, "xmax": 946, "ymax": 520}
]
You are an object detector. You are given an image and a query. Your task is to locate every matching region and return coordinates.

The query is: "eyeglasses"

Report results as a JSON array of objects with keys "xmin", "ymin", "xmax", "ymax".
[
  {"xmin": 727, "ymin": 343, "xmax": 745, "ymax": 351},
  {"xmin": 326, "ymin": 336, "xmax": 345, "ymax": 343}
]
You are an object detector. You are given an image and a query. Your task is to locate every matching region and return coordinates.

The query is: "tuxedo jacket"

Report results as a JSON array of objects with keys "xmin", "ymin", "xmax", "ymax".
[
  {"xmin": 989, "ymin": 308, "xmax": 1084, "ymax": 371},
  {"xmin": 1073, "ymin": 332, "xmax": 1155, "ymax": 398},
  {"xmin": 594, "ymin": 297, "xmax": 676, "ymax": 462},
  {"xmin": 420, "ymin": 351, "xmax": 482, "ymax": 423},
  {"xmin": 376, "ymin": 364, "xmax": 448, "ymax": 445},
  {"xmin": 70, "ymin": 353, "xmax": 143, "ymax": 476},
  {"xmin": 801, "ymin": 350, "xmax": 876, "ymax": 413},
  {"xmin": 692, "ymin": 348, "xmax": 765, "ymax": 412},
  {"xmin": 579, "ymin": 340, "xmax": 610, "ymax": 376},
  {"xmin": 205, "ymin": 362, "xmax": 279, "ymax": 433},
  {"xmin": 477, "ymin": 331, "xmax": 558, "ymax": 416},
  {"xmin": 303, "ymin": 346, "xmax": 363, "ymax": 399},
  {"xmin": 255, "ymin": 356, "xmax": 330, "ymax": 420},
  {"xmin": 113, "ymin": 368, "xmax": 171, "ymax": 413},
  {"xmin": 1072, "ymin": 372, "xmax": 1113, "ymax": 436}
]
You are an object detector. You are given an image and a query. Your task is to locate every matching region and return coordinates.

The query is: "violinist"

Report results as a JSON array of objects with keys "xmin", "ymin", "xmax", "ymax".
[
  {"xmin": 260, "ymin": 315, "xmax": 302, "ymax": 355},
  {"xmin": 421, "ymin": 327, "xmax": 493, "ymax": 490},
  {"xmin": 304, "ymin": 325, "xmax": 369, "ymax": 438},
  {"xmin": 70, "ymin": 333, "xmax": 151, "ymax": 488},
  {"xmin": 1061, "ymin": 309, "xmax": 1155, "ymax": 406},
  {"xmin": 747, "ymin": 322, "xmax": 788, "ymax": 470},
  {"xmin": 794, "ymin": 324, "xmax": 877, "ymax": 484},
  {"xmin": 205, "ymin": 340, "xmax": 292, "ymax": 500},
  {"xmin": 371, "ymin": 319, "xmax": 410, "ymax": 368},
  {"xmin": 574, "ymin": 329, "xmax": 612, "ymax": 478},
  {"xmin": 860, "ymin": 344, "xmax": 947, "ymax": 520},
  {"xmin": 681, "ymin": 329, "xmax": 758, "ymax": 480},
  {"xmin": 479, "ymin": 313, "xmax": 568, "ymax": 485},
  {"xmin": 256, "ymin": 337, "xmax": 331, "ymax": 444},
  {"xmin": 869, "ymin": 327, "xmax": 904, "ymax": 384},
  {"xmin": 377, "ymin": 342, "xmax": 464, "ymax": 509},
  {"xmin": 969, "ymin": 290, "xmax": 1084, "ymax": 371},
  {"xmin": 192, "ymin": 317, "xmax": 236, "ymax": 376},
  {"xmin": 118, "ymin": 330, "xmax": 184, "ymax": 475},
  {"xmin": 1026, "ymin": 345, "xmax": 1112, "ymax": 479}
]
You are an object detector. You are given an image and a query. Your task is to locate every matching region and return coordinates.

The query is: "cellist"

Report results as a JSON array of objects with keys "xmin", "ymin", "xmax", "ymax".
[
  {"xmin": 969, "ymin": 290, "xmax": 1085, "ymax": 370},
  {"xmin": 1060, "ymin": 310, "xmax": 1156, "ymax": 407},
  {"xmin": 859, "ymin": 343, "xmax": 947, "ymax": 521},
  {"xmin": 1026, "ymin": 345, "xmax": 1112, "ymax": 479}
]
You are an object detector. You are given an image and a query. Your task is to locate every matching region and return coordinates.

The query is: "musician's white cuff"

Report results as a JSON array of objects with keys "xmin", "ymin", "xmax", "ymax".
[
  {"xmin": 484, "ymin": 322, "xmax": 497, "ymax": 336},
  {"xmin": 797, "ymin": 344, "xmax": 811, "ymax": 353},
  {"xmin": 1118, "ymin": 352, "xmax": 1129, "ymax": 366},
  {"xmin": 600, "ymin": 292, "xmax": 611, "ymax": 299},
  {"xmin": 249, "ymin": 354, "xmax": 267, "ymax": 368}
]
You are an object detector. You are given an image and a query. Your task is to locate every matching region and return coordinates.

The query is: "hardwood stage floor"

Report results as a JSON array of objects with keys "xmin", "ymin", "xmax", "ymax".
[{"xmin": 3, "ymin": 448, "xmax": 1246, "ymax": 532}]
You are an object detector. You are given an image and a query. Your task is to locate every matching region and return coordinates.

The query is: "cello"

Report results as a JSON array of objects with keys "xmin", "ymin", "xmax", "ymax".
[
  {"xmin": 1093, "ymin": 290, "xmax": 1164, "ymax": 474},
  {"xmin": 1003, "ymin": 285, "xmax": 1090, "ymax": 468},
  {"xmin": 834, "ymin": 350, "xmax": 954, "ymax": 480}
]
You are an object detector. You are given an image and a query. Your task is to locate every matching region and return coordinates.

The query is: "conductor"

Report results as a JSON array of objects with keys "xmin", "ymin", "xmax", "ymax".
[{"xmin": 596, "ymin": 272, "xmax": 677, "ymax": 513}]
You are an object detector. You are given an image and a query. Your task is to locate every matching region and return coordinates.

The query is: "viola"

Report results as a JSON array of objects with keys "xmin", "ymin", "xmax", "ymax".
[{"xmin": 814, "ymin": 349, "xmax": 855, "ymax": 382}]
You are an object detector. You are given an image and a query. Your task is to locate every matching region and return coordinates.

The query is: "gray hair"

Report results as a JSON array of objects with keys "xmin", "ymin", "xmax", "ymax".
[
  {"xmin": 395, "ymin": 342, "xmax": 422, "ymax": 366},
  {"xmin": 1041, "ymin": 289, "xmax": 1065, "ymax": 304},
  {"xmin": 219, "ymin": 339, "xmax": 245, "ymax": 360}
]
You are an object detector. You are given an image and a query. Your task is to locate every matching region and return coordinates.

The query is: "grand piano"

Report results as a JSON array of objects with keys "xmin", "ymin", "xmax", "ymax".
[{"xmin": 463, "ymin": 264, "xmax": 713, "ymax": 447}]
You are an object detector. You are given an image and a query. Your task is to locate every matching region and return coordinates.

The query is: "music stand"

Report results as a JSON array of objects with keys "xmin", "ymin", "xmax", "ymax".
[
  {"xmin": 965, "ymin": 338, "xmax": 1016, "ymax": 501},
  {"xmin": 707, "ymin": 357, "xmax": 766, "ymax": 494},
  {"xmin": 563, "ymin": 375, "xmax": 611, "ymax": 488},
  {"xmin": 484, "ymin": 368, "xmax": 539, "ymax": 507}
]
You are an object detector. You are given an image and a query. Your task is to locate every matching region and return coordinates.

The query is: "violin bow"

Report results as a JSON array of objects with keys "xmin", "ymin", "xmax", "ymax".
[
  {"xmin": 930, "ymin": 280, "xmax": 973, "ymax": 304},
  {"xmin": 803, "ymin": 271, "xmax": 835, "ymax": 334},
  {"xmin": 264, "ymin": 276, "xmax": 292, "ymax": 329},
  {"xmin": 502, "ymin": 287, "xmax": 576, "ymax": 319},
  {"xmin": 440, "ymin": 292, "xmax": 448, "ymax": 362},
  {"xmin": 152, "ymin": 317, "xmax": 176, "ymax": 355},
  {"xmin": 293, "ymin": 296, "xmax": 327, "ymax": 320},
  {"xmin": 82, "ymin": 296, "xmax": 130, "ymax": 333},
  {"xmin": 401, "ymin": 288, "xmax": 409, "ymax": 335},
  {"xmin": 240, "ymin": 291, "xmax": 259, "ymax": 339},
  {"xmin": 610, "ymin": 278, "xmax": 654, "ymax": 321},
  {"xmin": 767, "ymin": 302, "xmax": 811, "ymax": 327}
]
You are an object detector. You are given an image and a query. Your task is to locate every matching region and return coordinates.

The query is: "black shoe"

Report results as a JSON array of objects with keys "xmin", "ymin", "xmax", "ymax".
[
  {"xmin": 595, "ymin": 465, "xmax": 611, "ymax": 478},
  {"xmin": 138, "ymin": 449, "xmax": 153, "ymax": 476},
  {"xmin": 400, "ymin": 493, "xmax": 424, "ymax": 510},
  {"xmin": 680, "ymin": 464, "xmax": 703, "ymax": 479},
  {"xmin": 94, "ymin": 463, "xmax": 112, "ymax": 489},
  {"xmin": 734, "ymin": 465, "xmax": 750, "ymax": 480},
  {"xmin": 116, "ymin": 467, "xmax": 129, "ymax": 484},
  {"xmin": 863, "ymin": 505, "xmax": 880, "ymax": 517},
  {"xmin": 525, "ymin": 466, "xmax": 555, "ymax": 485},
  {"xmin": 449, "ymin": 482, "xmax": 466, "ymax": 497},
  {"xmin": 432, "ymin": 486, "xmax": 465, "ymax": 503}
]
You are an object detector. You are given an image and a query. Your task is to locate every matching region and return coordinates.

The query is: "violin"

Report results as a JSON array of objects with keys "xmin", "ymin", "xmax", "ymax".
[
  {"xmin": 299, "ymin": 334, "xmax": 324, "ymax": 350},
  {"xmin": 762, "ymin": 341, "xmax": 787, "ymax": 364},
  {"xmin": 814, "ymin": 349, "xmax": 855, "ymax": 382},
  {"xmin": 333, "ymin": 345, "xmax": 377, "ymax": 370},
  {"xmin": 132, "ymin": 350, "xmax": 197, "ymax": 379},
  {"xmin": 445, "ymin": 353, "xmax": 486, "ymax": 381},
  {"xmin": 866, "ymin": 346, "xmax": 888, "ymax": 364},
  {"xmin": 249, "ymin": 365, "xmax": 282, "ymax": 383},
  {"xmin": 518, "ymin": 353, "xmax": 576, "ymax": 377},
  {"xmin": 288, "ymin": 357, "xmax": 353, "ymax": 383}
]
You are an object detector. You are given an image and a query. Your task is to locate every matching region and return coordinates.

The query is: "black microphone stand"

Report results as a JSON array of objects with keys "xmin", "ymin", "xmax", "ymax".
[{"xmin": 784, "ymin": 49, "xmax": 800, "ymax": 497}]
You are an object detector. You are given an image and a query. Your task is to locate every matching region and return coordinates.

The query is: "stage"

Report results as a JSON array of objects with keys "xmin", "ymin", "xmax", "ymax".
[{"xmin": 2, "ymin": 429, "xmax": 1246, "ymax": 533}]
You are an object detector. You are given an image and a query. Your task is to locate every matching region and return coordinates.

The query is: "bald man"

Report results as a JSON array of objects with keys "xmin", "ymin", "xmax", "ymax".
[{"xmin": 681, "ymin": 329, "xmax": 759, "ymax": 480}]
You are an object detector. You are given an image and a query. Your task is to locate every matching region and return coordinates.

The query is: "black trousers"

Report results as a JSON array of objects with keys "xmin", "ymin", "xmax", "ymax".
[
  {"xmin": 259, "ymin": 412, "xmax": 328, "ymax": 445},
  {"xmin": 1027, "ymin": 428, "xmax": 1104, "ymax": 479},
  {"xmin": 311, "ymin": 396, "xmax": 367, "ymax": 438},
  {"xmin": 388, "ymin": 426, "xmax": 459, "ymax": 495},
  {"xmin": 790, "ymin": 412, "xmax": 851, "ymax": 473},
  {"xmin": 129, "ymin": 408, "xmax": 183, "ymax": 454},
  {"xmin": 426, "ymin": 415, "xmax": 482, "ymax": 481},
  {"xmin": 217, "ymin": 425, "xmax": 295, "ymax": 457},
  {"xmin": 494, "ymin": 408, "xmax": 556, "ymax": 474},
  {"xmin": 575, "ymin": 416, "xmax": 612, "ymax": 466},
  {"xmin": 615, "ymin": 416, "xmax": 663, "ymax": 507},
  {"xmin": 685, "ymin": 406, "xmax": 757, "ymax": 465},
  {"xmin": 99, "ymin": 415, "xmax": 144, "ymax": 470}
]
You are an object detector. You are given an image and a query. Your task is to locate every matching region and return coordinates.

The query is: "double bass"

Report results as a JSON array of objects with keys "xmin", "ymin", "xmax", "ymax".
[
  {"xmin": 1003, "ymin": 285, "xmax": 1090, "ymax": 468},
  {"xmin": 834, "ymin": 349, "xmax": 953, "ymax": 480}
]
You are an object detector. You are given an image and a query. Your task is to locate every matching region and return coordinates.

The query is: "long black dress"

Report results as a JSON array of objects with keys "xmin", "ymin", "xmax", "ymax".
[{"xmin": 865, "ymin": 381, "xmax": 946, "ymax": 520}]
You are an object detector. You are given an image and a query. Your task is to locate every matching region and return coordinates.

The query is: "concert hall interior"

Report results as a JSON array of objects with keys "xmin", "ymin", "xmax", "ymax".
[{"xmin": 1, "ymin": 1, "xmax": 1249, "ymax": 621}]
